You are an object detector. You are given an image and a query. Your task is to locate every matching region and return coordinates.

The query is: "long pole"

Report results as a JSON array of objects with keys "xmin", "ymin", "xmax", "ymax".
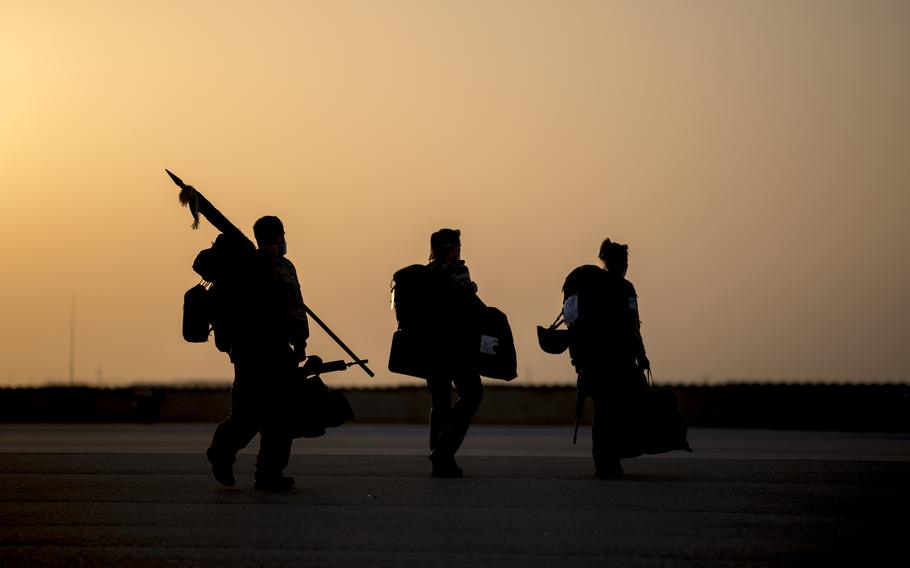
[
  {"xmin": 69, "ymin": 294, "xmax": 76, "ymax": 386},
  {"xmin": 303, "ymin": 305, "xmax": 374, "ymax": 377},
  {"xmin": 166, "ymin": 169, "xmax": 374, "ymax": 378}
]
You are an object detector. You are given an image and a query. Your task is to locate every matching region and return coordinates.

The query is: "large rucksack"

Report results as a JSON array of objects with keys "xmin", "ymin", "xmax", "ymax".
[
  {"xmin": 562, "ymin": 265, "xmax": 641, "ymax": 367},
  {"xmin": 388, "ymin": 264, "xmax": 516, "ymax": 380},
  {"xmin": 181, "ymin": 232, "xmax": 255, "ymax": 352},
  {"xmin": 387, "ymin": 264, "xmax": 445, "ymax": 379},
  {"xmin": 390, "ymin": 264, "xmax": 443, "ymax": 332}
]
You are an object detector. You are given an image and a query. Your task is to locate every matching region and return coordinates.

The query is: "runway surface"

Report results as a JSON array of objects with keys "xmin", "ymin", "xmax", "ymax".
[{"xmin": 1, "ymin": 424, "xmax": 908, "ymax": 567}]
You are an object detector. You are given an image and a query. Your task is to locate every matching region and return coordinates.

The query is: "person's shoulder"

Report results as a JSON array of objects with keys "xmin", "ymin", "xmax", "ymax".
[
  {"xmin": 252, "ymin": 252, "xmax": 296, "ymax": 276},
  {"xmin": 426, "ymin": 260, "xmax": 456, "ymax": 280}
]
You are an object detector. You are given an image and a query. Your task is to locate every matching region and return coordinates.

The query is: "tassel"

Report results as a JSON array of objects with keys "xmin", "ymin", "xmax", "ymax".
[{"xmin": 178, "ymin": 186, "xmax": 201, "ymax": 229}]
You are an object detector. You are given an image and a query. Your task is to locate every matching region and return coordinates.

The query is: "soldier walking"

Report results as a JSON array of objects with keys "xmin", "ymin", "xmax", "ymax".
[
  {"xmin": 205, "ymin": 215, "xmax": 309, "ymax": 492},
  {"xmin": 424, "ymin": 228, "xmax": 484, "ymax": 478}
]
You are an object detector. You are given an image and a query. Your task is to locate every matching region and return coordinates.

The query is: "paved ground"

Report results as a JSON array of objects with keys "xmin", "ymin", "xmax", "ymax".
[{"xmin": 1, "ymin": 424, "xmax": 908, "ymax": 567}]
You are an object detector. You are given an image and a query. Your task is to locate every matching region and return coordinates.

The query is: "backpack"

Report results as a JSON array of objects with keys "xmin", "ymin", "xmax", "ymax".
[
  {"xmin": 562, "ymin": 265, "xmax": 640, "ymax": 366},
  {"xmin": 388, "ymin": 264, "xmax": 444, "ymax": 379},
  {"xmin": 182, "ymin": 283, "xmax": 212, "ymax": 343},
  {"xmin": 390, "ymin": 264, "xmax": 441, "ymax": 331},
  {"xmin": 181, "ymin": 232, "xmax": 255, "ymax": 352},
  {"xmin": 388, "ymin": 264, "xmax": 517, "ymax": 381}
]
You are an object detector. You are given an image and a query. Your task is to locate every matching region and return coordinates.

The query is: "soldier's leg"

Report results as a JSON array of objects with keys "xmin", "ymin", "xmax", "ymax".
[
  {"xmin": 255, "ymin": 428, "xmax": 293, "ymax": 488},
  {"xmin": 591, "ymin": 393, "xmax": 624, "ymax": 478},
  {"xmin": 253, "ymin": 362, "xmax": 296, "ymax": 492},
  {"xmin": 427, "ymin": 376, "xmax": 468, "ymax": 478},
  {"xmin": 207, "ymin": 380, "xmax": 259, "ymax": 486},
  {"xmin": 427, "ymin": 377, "xmax": 452, "ymax": 451},
  {"xmin": 443, "ymin": 372, "xmax": 483, "ymax": 455}
]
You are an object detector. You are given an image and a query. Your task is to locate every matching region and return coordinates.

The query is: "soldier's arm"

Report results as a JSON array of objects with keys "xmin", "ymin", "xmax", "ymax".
[
  {"xmin": 281, "ymin": 261, "xmax": 310, "ymax": 355},
  {"xmin": 628, "ymin": 282, "xmax": 649, "ymax": 370}
]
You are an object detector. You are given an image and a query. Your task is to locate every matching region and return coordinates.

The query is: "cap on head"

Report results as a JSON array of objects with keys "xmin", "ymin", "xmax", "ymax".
[
  {"xmin": 253, "ymin": 215, "xmax": 284, "ymax": 246},
  {"xmin": 430, "ymin": 228, "xmax": 461, "ymax": 260},
  {"xmin": 598, "ymin": 238, "xmax": 629, "ymax": 269}
]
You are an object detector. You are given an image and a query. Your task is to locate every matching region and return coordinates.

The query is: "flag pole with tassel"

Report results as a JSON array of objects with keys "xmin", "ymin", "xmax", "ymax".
[{"xmin": 165, "ymin": 169, "xmax": 374, "ymax": 378}]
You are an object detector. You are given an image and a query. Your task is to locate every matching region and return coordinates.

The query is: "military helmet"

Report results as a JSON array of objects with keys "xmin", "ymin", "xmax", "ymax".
[{"xmin": 537, "ymin": 325, "xmax": 570, "ymax": 354}]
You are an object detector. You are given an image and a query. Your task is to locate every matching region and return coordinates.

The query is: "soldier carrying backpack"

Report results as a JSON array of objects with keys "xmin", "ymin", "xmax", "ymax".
[
  {"xmin": 539, "ymin": 238, "xmax": 689, "ymax": 479},
  {"xmin": 388, "ymin": 228, "xmax": 516, "ymax": 478},
  {"xmin": 202, "ymin": 215, "xmax": 309, "ymax": 492},
  {"xmin": 170, "ymin": 169, "xmax": 366, "ymax": 492}
]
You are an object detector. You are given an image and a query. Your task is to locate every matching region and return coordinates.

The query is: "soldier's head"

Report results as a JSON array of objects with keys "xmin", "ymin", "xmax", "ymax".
[
  {"xmin": 599, "ymin": 239, "xmax": 628, "ymax": 276},
  {"xmin": 429, "ymin": 228, "xmax": 461, "ymax": 262},
  {"xmin": 254, "ymin": 215, "xmax": 286, "ymax": 256}
]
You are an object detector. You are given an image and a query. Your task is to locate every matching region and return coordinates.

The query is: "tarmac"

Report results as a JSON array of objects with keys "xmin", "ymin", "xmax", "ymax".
[{"xmin": 1, "ymin": 424, "xmax": 908, "ymax": 567}]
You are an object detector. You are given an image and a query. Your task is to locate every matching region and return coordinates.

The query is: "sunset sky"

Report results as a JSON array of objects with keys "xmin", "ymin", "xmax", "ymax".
[{"xmin": 1, "ymin": 0, "xmax": 908, "ymax": 387}]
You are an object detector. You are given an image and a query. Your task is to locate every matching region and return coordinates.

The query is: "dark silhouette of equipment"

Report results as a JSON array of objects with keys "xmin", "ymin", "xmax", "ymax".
[
  {"xmin": 288, "ymin": 355, "xmax": 359, "ymax": 438},
  {"xmin": 388, "ymin": 263, "xmax": 517, "ymax": 380},
  {"xmin": 538, "ymin": 267, "xmax": 691, "ymax": 454},
  {"xmin": 537, "ymin": 310, "xmax": 582, "ymax": 442},
  {"xmin": 166, "ymin": 168, "xmax": 374, "ymax": 378}
]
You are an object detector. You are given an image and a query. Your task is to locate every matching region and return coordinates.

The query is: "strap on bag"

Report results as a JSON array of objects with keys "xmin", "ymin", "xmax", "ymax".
[{"xmin": 550, "ymin": 309, "xmax": 565, "ymax": 330}]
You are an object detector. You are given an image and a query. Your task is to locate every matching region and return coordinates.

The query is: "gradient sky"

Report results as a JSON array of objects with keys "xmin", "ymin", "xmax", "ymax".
[{"xmin": 2, "ymin": 0, "xmax": 908, "ymax": 387}]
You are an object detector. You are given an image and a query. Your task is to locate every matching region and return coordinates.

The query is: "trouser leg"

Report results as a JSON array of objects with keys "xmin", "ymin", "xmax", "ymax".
[
  {"xmin": 591, "ymin": 386, "xmax": 645, "ymax": 462},
  {"xmin": 253, "ymin": 366, "xmax": 294, "ymax": 480},
  {"xmin": 591, "ymin": 394, "xmax": 616, "ymax": 464},
  {"xmin": 256, "ymin": 428, "xmax": 292, "ymax": 480},
  {"xmin": 212, "ymin": 357, "xmax": 295, "ymax": 480},
  {"xmin": 434, "ymin": 372, "xmax": 483, "ymax": 456},
  {"xmin": 209, "ymin": 383, "xmax": 259, "ymax": 462},
  {"xmin": 428, "ymin": 378, "xmax": 452, "ymax": 451}
]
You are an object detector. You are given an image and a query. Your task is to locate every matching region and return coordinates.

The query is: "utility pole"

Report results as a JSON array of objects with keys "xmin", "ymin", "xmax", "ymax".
[{"xmin": 69, "ymin": 294, "xmax": 76, "ymax": 386}]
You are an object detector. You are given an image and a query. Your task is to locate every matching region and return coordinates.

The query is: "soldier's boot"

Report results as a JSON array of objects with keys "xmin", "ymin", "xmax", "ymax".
[
  {"xmin": 593, "ymin": 449, "xmax": 623, "ymax": 479},
  {"xmin": 206, "ymin": 447, "xmax": 236, "ymax": 487},
  {"xmin": 429, "ymin": 451, "xmax": 463, "ymax": 478},
  {"xmin": 595, "ymin": 460, "xmax": 623, "ymax": 479},
  {"xmin": 254, "ymin": 474, "xmax": 295, "ymax": 492}
]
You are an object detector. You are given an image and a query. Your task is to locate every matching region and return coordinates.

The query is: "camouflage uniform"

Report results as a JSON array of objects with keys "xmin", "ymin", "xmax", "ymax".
[{"xmin": 208, "ymin": 250, "xmax": 309, "ymax": 484}]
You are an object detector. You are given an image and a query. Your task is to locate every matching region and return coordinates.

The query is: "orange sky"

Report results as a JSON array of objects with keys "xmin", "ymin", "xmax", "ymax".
[{"xmin": 1, "ymin": 0, "xmax": 908, "ymax": 387}]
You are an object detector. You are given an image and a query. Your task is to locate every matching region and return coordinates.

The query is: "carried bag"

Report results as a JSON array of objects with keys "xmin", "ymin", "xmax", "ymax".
[
  {"xmin": 182, "ymin": 283, "xmax": 212, "ymax": 342},
  {"xmin": 388, "ymin": 264, "xmax": 445, "ymax": 379},
  {"xmin": 388, "ymin": 264, "xmax": 517, "ymax": 380},
  {"xmin": 389, "ymin": 307, "xmax": 519, "ymax": 380},
  {"xmin": 285, "ymin": 361, "xmax": 356, "ymax": 439},
  {"xmin": 182, "ymin": 232, "xmax": 255, "ymax": 352},
  {"xmin": 388, "ymin": 328, "xmax": 442, "ymax": 380},
  {"xmin": 476, "ymin": 306, "xmax": 517, "ymax": 380},
  {"xmin": 639, "ymin": 370, "xmax": 691, "ymax": 455}
]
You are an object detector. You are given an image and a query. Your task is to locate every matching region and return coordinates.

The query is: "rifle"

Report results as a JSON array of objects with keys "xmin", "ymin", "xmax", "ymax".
[
  {"xmin": 298, "ymin": 355, "xmax": 369, "ymax": 378},
  {"xmin": 166, "ymin": 169, "xmax": 375, "ymax": 378},
  {"xmin": 572, "ymin": 389, "xmax": 585, "ymax": 444}
]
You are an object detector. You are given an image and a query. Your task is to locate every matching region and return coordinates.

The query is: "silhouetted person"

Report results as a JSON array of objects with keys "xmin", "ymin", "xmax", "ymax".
[
  {"xmin": 425, "ymin": 228, "xmax": 484, "ymax": 478},
  {"xmin": 205, "ymin": 215, "xmax": 309, "ymax": 492},
  {"xmin": 563, "ymin": 239, "xmax": 649, "ymax": 478}
]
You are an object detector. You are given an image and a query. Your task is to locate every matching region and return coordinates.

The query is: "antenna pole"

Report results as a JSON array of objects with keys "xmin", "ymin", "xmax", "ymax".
[{"xmin": 69, "ymin": 294, "xmax": 76, "ymax": 386}]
